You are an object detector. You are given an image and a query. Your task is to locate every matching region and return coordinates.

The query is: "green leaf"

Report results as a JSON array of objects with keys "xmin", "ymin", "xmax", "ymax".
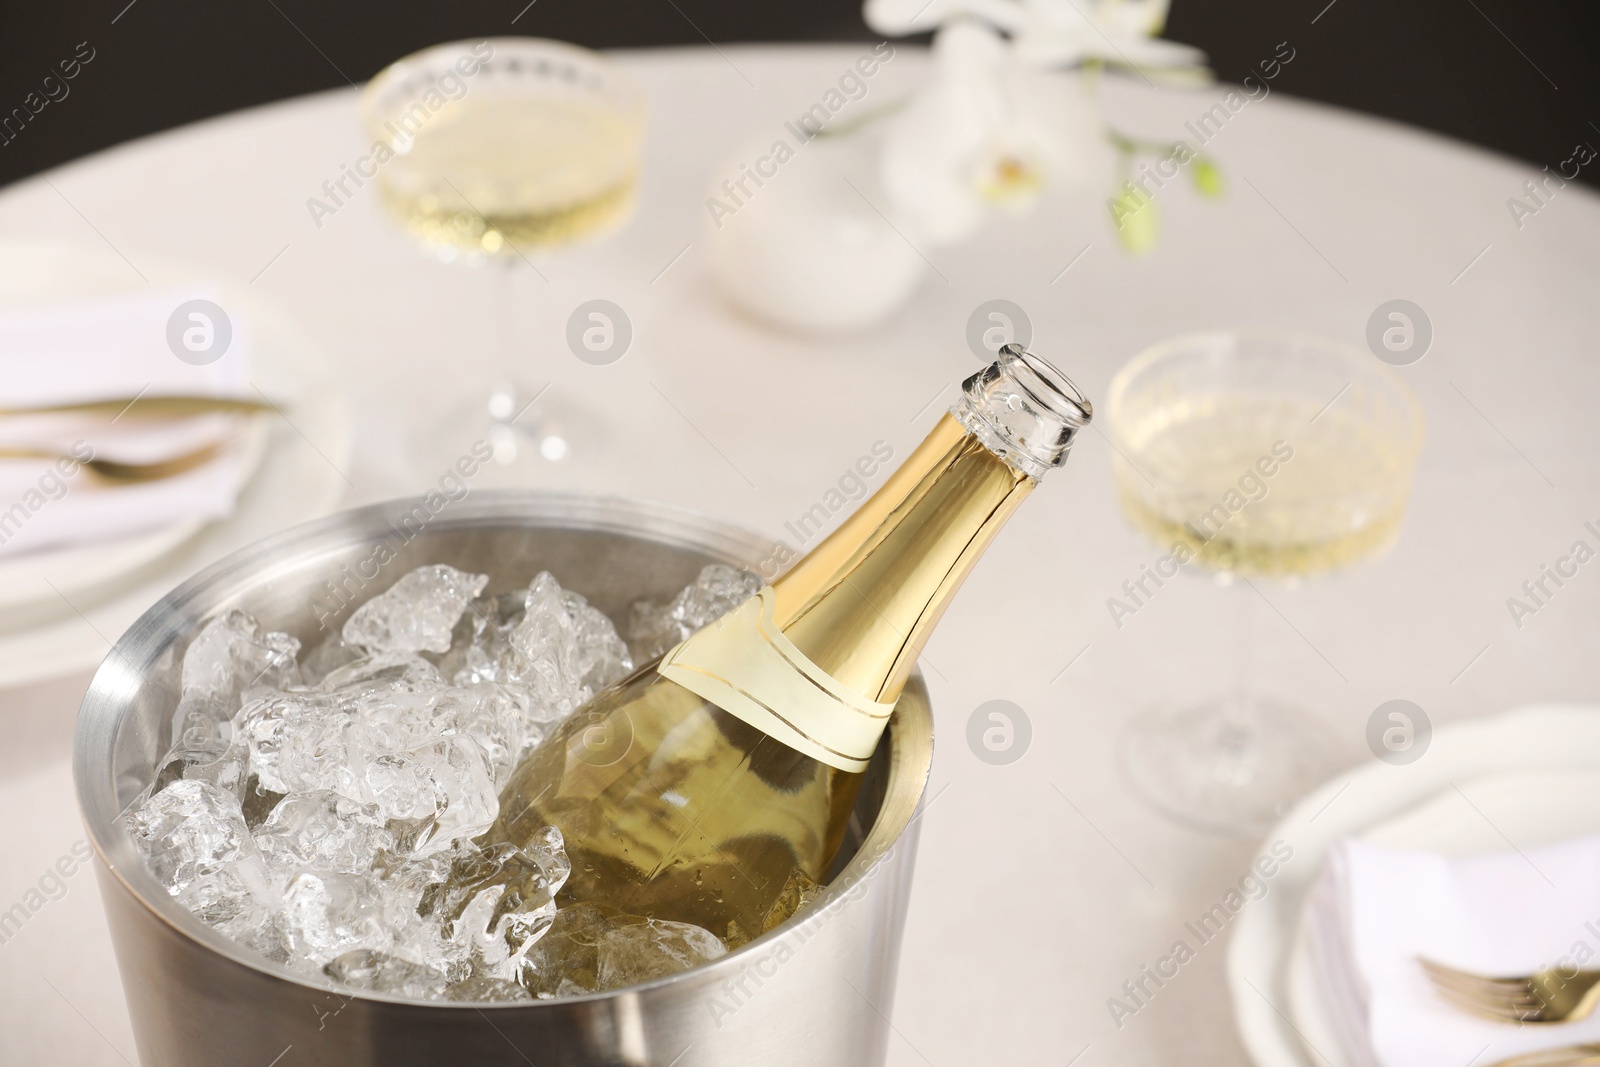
[
  {"xmin": 1191, "ymin": 156, "xmax": 1224, "ymax": 198},
  {"xmin": 1109, "ymin": 188, "xmax": 1159, "ymax": 256}
]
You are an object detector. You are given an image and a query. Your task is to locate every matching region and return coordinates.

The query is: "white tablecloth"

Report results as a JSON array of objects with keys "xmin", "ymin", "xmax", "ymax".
[{"xmin": 1, "ymin": 44, "xmax": 1597, "ymax": 1067}]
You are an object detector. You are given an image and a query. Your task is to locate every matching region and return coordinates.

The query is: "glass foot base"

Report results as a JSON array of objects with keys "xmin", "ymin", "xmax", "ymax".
[
  {"xmin": 1117, "ymin": 696, "xmax": 1336, "ymax": 836},
  {"xmin": 415, "ymin": 379, "xmax": 603, "ymax": 486}
]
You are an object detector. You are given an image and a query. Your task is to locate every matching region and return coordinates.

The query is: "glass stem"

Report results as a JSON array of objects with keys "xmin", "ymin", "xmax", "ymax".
[
  {"xmin": 483, "ymin": 256, "xmax": 523, "ymax": 465},
  {"xmin": 496, "ymin": 255, "xmax": 516, "ymax": 383},
  {"xmin": 1224, "ymin": 576, "xmax": 1257, "ymax": 736}
]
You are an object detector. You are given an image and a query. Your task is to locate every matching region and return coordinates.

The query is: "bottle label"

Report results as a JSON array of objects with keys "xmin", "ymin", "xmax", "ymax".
[{"xmin": 657, "ymin": 587, "xmax": 894, "ymax": 772}]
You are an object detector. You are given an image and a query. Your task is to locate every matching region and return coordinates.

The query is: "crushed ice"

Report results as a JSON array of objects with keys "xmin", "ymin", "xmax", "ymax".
[{"xmin": 127, "ymin": 564, "xmax": 754, "ymax": 1001}]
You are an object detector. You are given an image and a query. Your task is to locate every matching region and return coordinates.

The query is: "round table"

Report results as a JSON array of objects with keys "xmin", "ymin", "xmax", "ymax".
[{"xmin": 1, "ymin": 44, "xmax": 1597, "ymax": 1067}]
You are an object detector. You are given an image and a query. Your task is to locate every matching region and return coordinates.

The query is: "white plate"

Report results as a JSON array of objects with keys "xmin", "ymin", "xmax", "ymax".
[
  {"xmin": 1282, "ymin": 769, "xmax": 1600, "ymax": 1067},
  {"xmin": 0, "ymin": 242, "xmax": 275, "ymax": 610},
  {"xmin": 1361, "ymin": 769, "xmax": 1600, "ymax": 855},
  {"xmin": 0, "ymin": 241, "xmax": 351, "ymax": 688},
  {"xmin": 0, "ymin": 418, "xmax": 272, "ymax": 610},
  {"xmin": 0, "ymin": 518, "xmax": 206, "ymax": 607},
  {"xmin": 1229, "ymin": 705, "xmax": 1600, "ymax": 1067}
]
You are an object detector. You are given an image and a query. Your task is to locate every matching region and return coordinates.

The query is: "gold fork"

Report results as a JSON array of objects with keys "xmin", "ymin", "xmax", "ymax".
[
  {"xmin": 0, "ymin": 439, "xmax": 229, "ymax": 484},
  {"xmin": 0, "ymin": 395, "xmax": 269, "ymax": 420},
  {"xmin": 1487, "ymin": 1046, "xmax": 1600, "ymax": 1067},
  {"xmin": 1422, "ymin": 958, "xmax": 1600, "ymax": 1023}
]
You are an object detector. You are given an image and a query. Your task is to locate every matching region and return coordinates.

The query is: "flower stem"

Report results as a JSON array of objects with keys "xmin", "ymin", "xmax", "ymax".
[
  {"xmin": 814, "ymin": 96, "xmax": 910, "ymax": 139},
  {"xmin": 1104, "ymin": 127, "xmax": 1184, "ymax": 158}
]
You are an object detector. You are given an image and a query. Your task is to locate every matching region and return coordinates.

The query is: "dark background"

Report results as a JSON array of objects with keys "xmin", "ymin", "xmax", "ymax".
[{"xmin": 1, "ymin": 0, "xmax": 1596, "ymax": 189}]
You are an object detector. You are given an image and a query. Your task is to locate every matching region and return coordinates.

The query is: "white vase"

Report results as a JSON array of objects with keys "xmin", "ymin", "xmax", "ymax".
[{"xmin": 706, "ymin": 128, "xmax": 927, "ymax": 335}]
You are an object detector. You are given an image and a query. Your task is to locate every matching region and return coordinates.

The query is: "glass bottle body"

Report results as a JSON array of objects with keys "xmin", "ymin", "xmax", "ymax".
[{"xmin": 493, "ymin": 664, "xmax": 859, "ymax": 940}]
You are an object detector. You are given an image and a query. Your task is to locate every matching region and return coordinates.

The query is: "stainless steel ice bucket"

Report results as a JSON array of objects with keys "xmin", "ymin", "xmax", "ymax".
[{"xmin": 74, "ymin": 491, "xmax": 933, "ymax": 1067}]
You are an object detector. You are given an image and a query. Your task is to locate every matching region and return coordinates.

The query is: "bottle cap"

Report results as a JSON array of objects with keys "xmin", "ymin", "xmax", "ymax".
[{"xmin": 952, "ymin": 343, "xmax": 1093, "ymax": 480}]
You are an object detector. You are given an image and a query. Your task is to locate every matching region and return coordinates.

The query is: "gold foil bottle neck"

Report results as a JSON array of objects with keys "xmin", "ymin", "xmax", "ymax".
[{"xmin": 664, "ymin": 347, "xmax": 1095, "ymax": 762}]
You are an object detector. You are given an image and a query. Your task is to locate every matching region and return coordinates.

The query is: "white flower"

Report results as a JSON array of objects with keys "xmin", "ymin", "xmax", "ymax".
[
  {"xmin": 865, "ymin": 0, "xmax": 1207, "ymax": 80},
  {"xmin": 879, "ymin": 20, "xmax": 1111, "ymax": 243}
]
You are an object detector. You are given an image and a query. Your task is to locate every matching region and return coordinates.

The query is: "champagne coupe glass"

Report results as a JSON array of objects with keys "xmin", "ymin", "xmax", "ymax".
[
  {"xmin": 1106, "ymin": 331, "xmax": 1424, "ymax": 833},
  {"xmin": 359, "ymin": 39, "xmax": 646, "ymax": 476}
]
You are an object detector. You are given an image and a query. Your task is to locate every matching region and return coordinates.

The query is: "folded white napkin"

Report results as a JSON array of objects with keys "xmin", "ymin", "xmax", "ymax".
[
  {"xmin": 0, "ymin": 287, "xmax": 254, "ymax": 558},
  {"xmin": 1310, "ymin": 834, "xmax": 1600, "ymax": 1067}
]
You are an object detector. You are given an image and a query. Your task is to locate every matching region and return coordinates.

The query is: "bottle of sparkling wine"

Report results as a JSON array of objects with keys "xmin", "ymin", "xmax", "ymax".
[{"xmin": 486, "ymin": 345, "xmax": 1091, "ymax": 941}]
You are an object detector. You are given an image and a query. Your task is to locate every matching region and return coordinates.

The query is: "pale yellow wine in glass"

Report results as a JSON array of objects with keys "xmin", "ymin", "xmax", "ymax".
[
  {"xmin": 1106, "ymin": 331, "xmax": 1423, "ymax": 832},
  {"xmin": 357, "ymin": 39, "xmax": 647, "ymax": 472},
  {"xmin": 360, "ymin": 38, "xmax": 645, "ymax": 256}
]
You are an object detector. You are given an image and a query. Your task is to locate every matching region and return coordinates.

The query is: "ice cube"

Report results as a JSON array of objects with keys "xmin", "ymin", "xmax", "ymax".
[
  {"xmin": 170, "ymin": 610, "xmax": 301, "ymax": 760},
  {"xmin": 761, "ymin": 867, "xmax": 821, "ymax": 933},
  {"xmin": 235, "ymin": 693, "xmax": 361, "ymax": 798},
  {"xmin": 281, "ymin": 871, "xmax": 390, "ymax": 965},
  {"xmin": 420, "ymin": 830, "xmax": 570, "ymax": 929},
  {"xmin": 357, "ymin": 687, "xmax": 452, "ymax": 756},
  {"xmin": 363, "ymin": 735, "xmax": 498, "ymax": 853},
  {"xmin": 126, "ymin": 780, "xmax": 278, "ymax": 935},
  {"xmin": 182, "ymin": 741, "xmax": 250, "ymax": 799},
  {"xmin": 318, "ymin": 652, "xmax": 445, "ymax": 697},
  {"xmin": 179, "ymin": 609, "xmax": 302, "ymax": 705},
  {"xmin": 325, "ymin": 949, "xmax": 449, "ymax": 999},
  {"xmin": 254, "ymin": 791, "xmax": 392, "ymax": 876},
  {"xmin": 355, "ymin": 851, "xmax": 462, "ymax": 972},
  {"xmin": 437, "ymin": 595, "xmax": 512, "ymax": 686},
  {"xmin": 595, "ymin": 918, "xmax": 727, "ymax": 989},
  {"xmin": 518, "ymin": 901, "xmax": 617, "ymax": 996},
  {"xmin": 342, "ymin": 565, "xmax": 489, "ymax": 654},
  {"xmin": 127, "ymin": 779, "xmax": 257, "ymax": 896},
  {"xmin": 505, "ymin": 573, "xmax": 631, "ymax": 719},
  {"xmin": 435, "ymin": 684, "xmax": 535, "ymax": 788},
  {"xmin": 627, "ymin": 564, "xmax": 761, "ymax": 661},
  {"xmin": 446, "ymin": 882, "xmax": 518, "ymax": 980},
  {"xmin": 150, "ymin": 735, "xmax": 250, "ymax": 804},
  {"xmin": 419, "ymin": 829, "xmax": 570, "ymax": 983},
  {"xmin": 553, "ymin": 977, "xmax": 593, "ymax": 998},
  {"xmin": 214, "ymin": 906, "xmax": 289, "ymax": 963},
  {"xmin": 174, "ymin": 861, "xmax": 275, "ymax": 930}
]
